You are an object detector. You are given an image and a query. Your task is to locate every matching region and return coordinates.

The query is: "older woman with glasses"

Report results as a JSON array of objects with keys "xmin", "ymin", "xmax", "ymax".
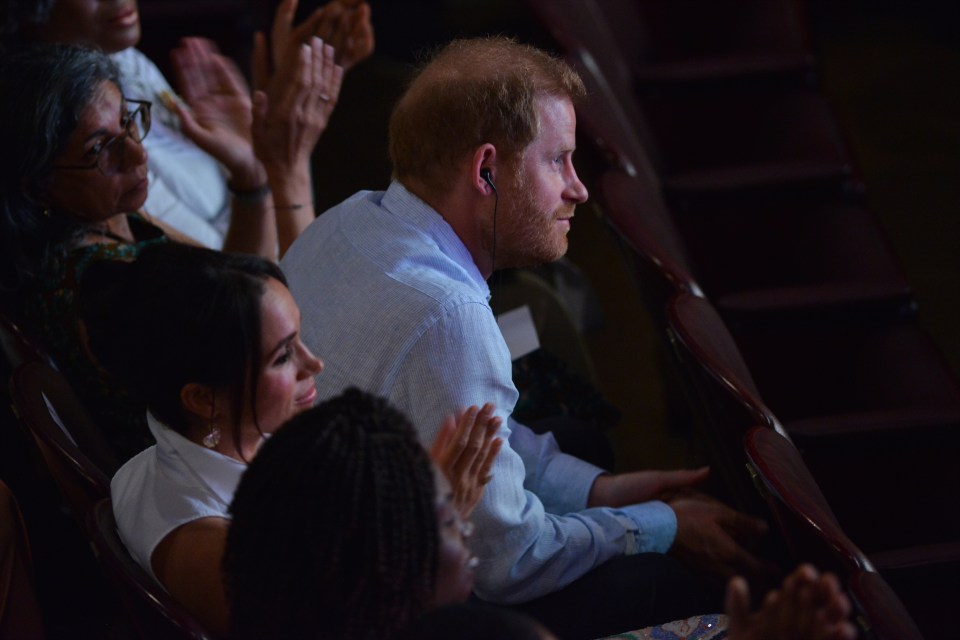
[
  {"xmin": 0, "ymin": 41, "xmax": 332, "ymax": 461},
  {"xmin": 51, "ymin": 98, "xmax": 152, "ymax": 177},
  {"xmin": 0, "ymin": 0, "xmax": 372, "ymax": 253}
]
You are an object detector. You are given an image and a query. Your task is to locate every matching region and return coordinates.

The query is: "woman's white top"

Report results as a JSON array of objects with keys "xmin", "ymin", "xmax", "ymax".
[{"xmin": 110, "ymin": 413, "xmax": 246, "ymax": 581}]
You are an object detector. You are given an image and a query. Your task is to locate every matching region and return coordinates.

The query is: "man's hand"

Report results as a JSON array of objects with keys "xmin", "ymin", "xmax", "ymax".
[
  {"xmin": 669, "ymin": 492, "xmax": 771, "ymax": 580},
  {"xmin": 587, "ymin": 467, "xmax": 710, "ymax": 508}
]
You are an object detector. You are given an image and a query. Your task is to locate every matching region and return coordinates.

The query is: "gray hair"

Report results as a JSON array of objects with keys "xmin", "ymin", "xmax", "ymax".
[{"xmin": 0, "ymin": 43, "xmax": 120, "ymax": 290}]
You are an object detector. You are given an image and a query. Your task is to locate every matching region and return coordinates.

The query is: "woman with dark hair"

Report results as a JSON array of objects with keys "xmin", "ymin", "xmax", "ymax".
[
  {"xmin": 0, "ymin": 40, "xmax": 333, "ymax": 460},
  {"xmin": 81, "ymin": 242, "xmax": 502, "ymax": 637},
  {"xmin": 0, "ymin": 0, "xmax": 371, "ymax": 251},
  {"xmin": 226, "ymin": 389, "xmax": 857, "ymax": 640}
]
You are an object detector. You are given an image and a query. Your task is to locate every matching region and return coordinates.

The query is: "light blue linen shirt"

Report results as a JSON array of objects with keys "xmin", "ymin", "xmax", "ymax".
[{"xmin": 281, "ymin": 181, "xmax": 677, "ymax": 603}]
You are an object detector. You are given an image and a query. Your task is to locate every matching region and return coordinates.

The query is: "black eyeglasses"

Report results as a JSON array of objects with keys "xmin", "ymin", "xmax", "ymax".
[{"xmin": 54, "ymin": 98, "xmax": 152, "ymax": 177}]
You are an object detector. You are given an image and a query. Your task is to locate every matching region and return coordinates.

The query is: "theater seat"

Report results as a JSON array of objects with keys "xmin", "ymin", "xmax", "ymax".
[
  {"xmin": 667, "ymin": 292, "xmax": 960, "ymax": 553},
  {"xmin": 0, "ymin": 305, "xmax": 55, "ymax": 371},
  {"xmin": 8, "ymin": 361, "xmax": 118, "ymax": 526},
  {"xmin": 87, "ymin": 499, "xmax": 213, "ymax": 640},
  {"xmin": 847, "ymin": 570, "xmax": 924, "ymax": 640}
]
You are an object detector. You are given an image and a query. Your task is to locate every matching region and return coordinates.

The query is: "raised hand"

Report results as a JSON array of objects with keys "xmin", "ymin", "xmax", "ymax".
[
  {"xmin": 251, "ymin": 34, "xmax": 343, "ymax": 252},
  {"xmin": 726, "ymin": 565, "xmax": 857, "ymax": 640},
  {"xmin": 266, "ymin": 0, "xmax": 374, "ymax": 76},
  {"xmin": 313, "ymin": 0, "xmax": 375, "ymax": 70},
  {"xmin": 169, "ymin": 38, "xmax": 263, "ymax": 189},
  {"xmin": 430, "ymin": 403, "xmax": 503, "ymax": 518},
  {"xmin": 267, "ymin": 0, "xmax": 326, "ymax": 76},
  {"xmin": 251, "ymin": 35, "xmax": 342, "ymax": 172},
  {"xmin": 668, "ymin": 491, "xmax": 772, "ymax": 581}
]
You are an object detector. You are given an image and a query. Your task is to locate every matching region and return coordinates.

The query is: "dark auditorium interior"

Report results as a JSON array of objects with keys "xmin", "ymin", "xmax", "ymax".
[{"xmin": 0, "ymin": 0, "xmax": 957, "ymax": 638}]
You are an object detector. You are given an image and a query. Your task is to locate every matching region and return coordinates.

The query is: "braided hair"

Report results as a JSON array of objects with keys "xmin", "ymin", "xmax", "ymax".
[{"xmin": 225, "ymin": 388, "xmax": 441, "ymax": 640}]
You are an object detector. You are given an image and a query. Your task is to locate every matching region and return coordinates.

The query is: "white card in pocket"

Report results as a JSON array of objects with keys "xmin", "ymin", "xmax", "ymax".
[{"xmin": 496, "ymin": 305, "xmax": 540, "ymax": 361}]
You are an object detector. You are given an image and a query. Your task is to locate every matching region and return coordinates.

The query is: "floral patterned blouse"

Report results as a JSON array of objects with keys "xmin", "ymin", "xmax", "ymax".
[{"xmin": 26, "ymin": 214, "xmax": 168, "ymax": 464}]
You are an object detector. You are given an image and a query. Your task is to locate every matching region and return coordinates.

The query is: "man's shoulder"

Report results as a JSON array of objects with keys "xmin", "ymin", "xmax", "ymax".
[
  {"xmin": 284, "ymin": 191, "xmax": 486, "ymax": 307},
  {"xmin": 283, "ymin": 190, "xmax": 379, "ymax": 260}
]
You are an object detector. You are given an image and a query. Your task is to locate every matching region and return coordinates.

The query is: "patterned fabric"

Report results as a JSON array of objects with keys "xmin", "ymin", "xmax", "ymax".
[
  {"xmin": 604, "ymin": 614, "xmax": 728, "ymax": 640},
  {"xmin": 25, "ymin": 214, "xmax": 168, "ymax": 463}
]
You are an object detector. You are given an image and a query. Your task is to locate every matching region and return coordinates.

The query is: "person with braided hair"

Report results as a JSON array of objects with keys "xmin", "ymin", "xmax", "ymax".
[
  {"xmin": 226, "ymin": 389, "xmax": 857, "ymax": 640},
  {"xmin": 225, "ymin": 388, "xmax": 483, "ymax": 640},
  {"xmin": 79, "ymin": 242, "xmax": 501, "ymax": 637}
]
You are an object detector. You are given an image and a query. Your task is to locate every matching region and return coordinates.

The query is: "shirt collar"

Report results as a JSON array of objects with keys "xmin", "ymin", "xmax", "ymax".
[
  {"xmin": 147, "ymin": 412, "xmax": 248, "ymax": 508},
  {"xmin": 382, "ymin": 181, "xmax": 490, "ymax": 297}
]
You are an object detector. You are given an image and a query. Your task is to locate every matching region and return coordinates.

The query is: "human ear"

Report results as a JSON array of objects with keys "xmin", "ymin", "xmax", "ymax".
[
  {"xmin": 471, "ymin": 144, "xmax": 497, "ymax": 195},
  {"xmin": 180, "ymin": 383, "xmax": 218, "ymax": 422}
]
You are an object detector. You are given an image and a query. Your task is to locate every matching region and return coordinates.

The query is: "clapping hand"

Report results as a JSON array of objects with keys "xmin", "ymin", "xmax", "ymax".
[
  {"xmin": 169, "ymin": 38, "xmax": 264, "ymax": 188},
  {"xmin": 267, "ymin": 0, "xmax": 374, "ymax": 74},
  {"xmin": 251, "ymin": 34, "xmax": 343, "ymax": 176},
  {"xmin": 726, "ymin": 565, "xmax": 857, "ymax": 640},
  {"xmin": 430, "ymin": 403, "xmax": 503, "ymax": 518},
  {"xmin": 251, "ymin": 13, "xmax": 344, "ymax": 251},
  {"xmin": 313, "ymin": 0, "xmax": 375, "ymax": 70}
]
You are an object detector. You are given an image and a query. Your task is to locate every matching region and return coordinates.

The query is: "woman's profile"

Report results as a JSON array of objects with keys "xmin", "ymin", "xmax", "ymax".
[
  {"xmin": 80, "ymin": 242, "xmax": 501, "ymax": 636},
  {"xmin": 0, "ymin": 41, "xmax": 335, "ymax": 460}
]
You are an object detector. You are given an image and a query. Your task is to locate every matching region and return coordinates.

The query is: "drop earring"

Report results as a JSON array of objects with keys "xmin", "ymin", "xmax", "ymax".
[{"xmin": 202, "ymin": 420, "xmax": 221, "ymax": 449}]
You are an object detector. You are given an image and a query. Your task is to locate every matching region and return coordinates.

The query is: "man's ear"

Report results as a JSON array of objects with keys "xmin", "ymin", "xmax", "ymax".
[
  {"xmin": 180, "ymin": 383, "xmax": 218, "ymax": 422},
  {"xmin": 471, "ymin": 143, "xmax": 497, "ymax": 195}
]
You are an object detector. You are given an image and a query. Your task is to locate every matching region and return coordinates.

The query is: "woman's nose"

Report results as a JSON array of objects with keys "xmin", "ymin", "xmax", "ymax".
[
  {"xmin": 121, "ymin": 132, "xmax": 148, "ymax": 169},
  {"xmin": 300, "ymin": 344, "xmax": 324, "ymax": 377}
]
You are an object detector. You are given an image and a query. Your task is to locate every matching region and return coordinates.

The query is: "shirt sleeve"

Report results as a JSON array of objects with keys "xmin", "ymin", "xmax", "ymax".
[
  {"xmin": 142, "ymin": 170, "xmax": 225, "ymax": 249},
  {"xmin": 392, "ymin": 301, "xmax": 678, "ymax": 603},
  {"xmin": 506, "ymin": 417, "xmax": 601, "ymax": 515}
]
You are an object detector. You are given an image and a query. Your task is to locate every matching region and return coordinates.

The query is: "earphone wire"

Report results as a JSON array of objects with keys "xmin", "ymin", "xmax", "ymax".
[
  {"xmin": 491, "ymin": 188, "xmax": 498, "ymax": 277},
  {"xmin": 483, "ymin": 170, "xmax": 500, "ymax": 290}
]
